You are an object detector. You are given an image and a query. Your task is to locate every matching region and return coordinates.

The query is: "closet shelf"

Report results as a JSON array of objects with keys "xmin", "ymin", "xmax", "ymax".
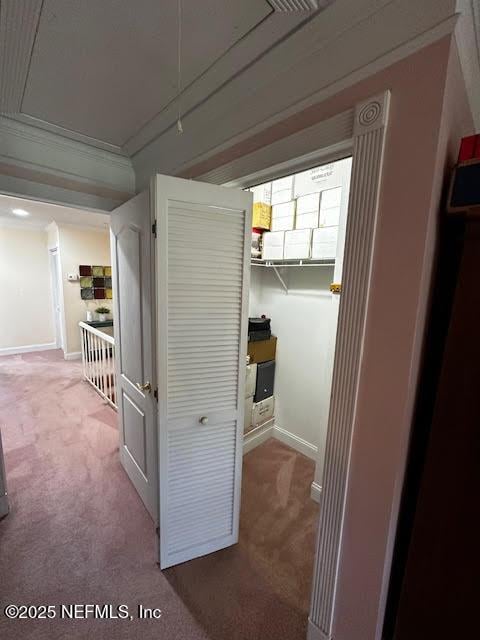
[
  {"xmin": 251, "ymin": 258, "xmax": 335, "ymax": 293},
  {"xmin": 251, "ymin": 258, "xmax": 335, "ymax": 267}
]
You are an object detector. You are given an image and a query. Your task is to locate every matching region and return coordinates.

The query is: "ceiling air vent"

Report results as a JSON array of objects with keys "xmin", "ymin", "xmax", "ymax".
[{"xmin": 269, "ymin": 0, "xmax": 320, "ymax": 11}]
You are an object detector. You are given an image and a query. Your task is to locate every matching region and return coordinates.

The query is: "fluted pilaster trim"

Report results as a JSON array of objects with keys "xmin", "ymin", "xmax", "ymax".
[{"xmin": 309, "ymin": 91, "xmax": 390, "ymax": 639}]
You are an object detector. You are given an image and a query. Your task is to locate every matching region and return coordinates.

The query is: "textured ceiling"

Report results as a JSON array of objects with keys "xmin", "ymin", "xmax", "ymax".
[
  {"xmin": 0, "ymin": 193, "xmax": 109, "ymax": 229},
  {"xmin": 21, "ymin": 0, "xmax": 272, "ymax": 146}
]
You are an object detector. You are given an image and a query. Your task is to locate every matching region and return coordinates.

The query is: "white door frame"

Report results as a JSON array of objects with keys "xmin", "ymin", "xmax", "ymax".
[
  {"xmin": 49, "ymin": 247, "xmax": 65, "ymax": 351},
  {"xmin": 193, "ymin": 93, "xmax": 391, "ymax": 640}
]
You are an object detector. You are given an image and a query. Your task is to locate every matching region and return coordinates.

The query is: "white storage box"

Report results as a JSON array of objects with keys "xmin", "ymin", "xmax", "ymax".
[
  {"xmin": 245, "ymin": 363, "xmax": 257, "ymax": 398},
  {"xmin": 294, "ymin": 162, "xmax": 344, "ymax": 197},
  {"xmin": 295, "ymin": 192, "xmax": 320, "ymax": 229},
  {"xmin": 311, "ymin": 226, "xmax": 339, "ymax": 260},
  {"xmin": 284, "ymin": 229, "xmax": 312, "ymax": 260},
  {"xmin": 244, "ymin": 396, "xmax": 254, "ymax": 434},
  {"xmin": 251, "ymin": 182, "xmax": 272, "ymax": 205},
  {"xmin": 262, "ymin": 231, "xmax": 285, "ymax": 260},
  {"xmin": 319, "ymin": 186, "xmax": 342, "ymax": 227},
  {"xmin": 320, "ymin": 186, "xmax": 342, "ymax": 208},
  {"xmin": 271, "ymin": 201, "xmax": 296, "ymax": 231},
  {"xmin": 252, "ymin": 395, "xmax": 274, "ymax": 428},
  {"xmin": 320, "ymin": 206, "xmax": 341, "ymax": 227},
  {"xmin": 271, "ymin": 176, "xmax": 294, "ymax": 205}
]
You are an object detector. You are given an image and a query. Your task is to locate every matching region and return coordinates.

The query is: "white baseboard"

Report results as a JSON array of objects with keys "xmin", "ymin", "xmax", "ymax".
[
  {"xmin": 307, "ymin": 618, "xmax": 330, "ymax": 640},
  {"xmin": 272, "ymin": 424, "xmax": 318, "ymax": 460},
  {"xmin": 243, "ymin": 419, "xmax": 274, "ymax": 454},
  {"xmin": 64, "ymin": 351, "xmax": 81, "ymax": 361},
  {"xmin": 310, "ymin": 481, "xmax": 322, "ymax": 503},
  {"xmin": 0, "ymin": 342, "xmax": 57, "ymax": 357}
]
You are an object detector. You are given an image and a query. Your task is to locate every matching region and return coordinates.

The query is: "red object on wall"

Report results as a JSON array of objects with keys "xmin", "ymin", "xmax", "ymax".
[{"xmin": 458, "ymin": 134, "xmax": 480, "ymax": 162}]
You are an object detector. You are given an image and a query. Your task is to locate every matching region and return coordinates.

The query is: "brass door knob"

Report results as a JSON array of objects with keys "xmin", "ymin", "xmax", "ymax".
[
  {"xmin": 199, "ymin": 416, "xmax": 209, "ymax": 425},
  {"xmin": 136, "ymin": 381, "xmax": 152, "ymax": 393}
]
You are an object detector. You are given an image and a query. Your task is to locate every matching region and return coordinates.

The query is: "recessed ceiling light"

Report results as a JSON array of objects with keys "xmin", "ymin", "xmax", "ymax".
[{"xmin": 12, "ymin": 208, "xmax": 30, "ymax": 217}]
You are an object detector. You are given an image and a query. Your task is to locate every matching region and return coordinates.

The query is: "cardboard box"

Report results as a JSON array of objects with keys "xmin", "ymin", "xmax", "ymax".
[
  {"xmin": 284, "ymin": 229, "xmax": 312, "ymax": 260},
  {"xmin": 311, "ymin": 226, "xmax": 338, "ymax": 260},
  {"xmin": 245, "ymin": 363, "xmax": 257, "ymax": 398},
  {"xmin": 262, "ymin": 231, "xmax": 284, "ymax": 260},
  {"xmin": 244, "ymin": 396, "xmax": 254, "ymax": 434},
  {"xmin": 271, "ymin": 175, "xmax": 294, "ymax": 205},
  {"xmin": 252, "ymin": 202, "xmax": 272, "ymax": 230},
  {"xmin": 252, "ymin": 396, "xmax": 274, "ymax": 428},
  {"xmin": 247, "ymin": 336, "xmax": 277, "ymax": 364},
  {"xmin": 271, "ymin": 201, "xmax": 296, "ymax": 231}
]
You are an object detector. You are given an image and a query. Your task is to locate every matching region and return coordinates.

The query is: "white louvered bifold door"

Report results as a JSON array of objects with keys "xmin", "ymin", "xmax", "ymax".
[{"xmin": 154, "ymin": 175, "xmax": 252, "ymax": 569}]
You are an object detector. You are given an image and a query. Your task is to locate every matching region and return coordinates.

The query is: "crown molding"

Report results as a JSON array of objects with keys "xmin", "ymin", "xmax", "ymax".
[
  {"xmin": 11, "ymin": 113, "xmax": 127, "ymax": 156},
  {"xmin": 0, "ymin": 117, "xmax": 132, "ymax": 172},
  {"xmin": 0, "ymin": 116, "xmax": 134, "ymax": 210}
]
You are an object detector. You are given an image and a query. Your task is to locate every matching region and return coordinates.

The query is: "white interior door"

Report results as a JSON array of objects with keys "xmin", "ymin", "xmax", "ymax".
[
  {"xmin": 154, "ymin": 174, "xmax": 252, "ymax": 569},
  {"xmin": 49, "ymin": 249, "xmax": 63, "ymax": 349},
  {"xmin": 110, "ymin": 190, "xmax": 158, "ymax": 521}
]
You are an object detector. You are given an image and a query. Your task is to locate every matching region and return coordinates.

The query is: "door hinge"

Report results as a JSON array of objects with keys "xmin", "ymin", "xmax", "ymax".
[
  {"xmin": 152, "ymin": 220, "xmax": 157, "ymax": 237},
  {"xmin": 153, "ymin": 387, "xmax": 158, "ymax": 401},
  {"xmin": 155, "ymin": 525, "xmax": 160, "ymax": 537}
]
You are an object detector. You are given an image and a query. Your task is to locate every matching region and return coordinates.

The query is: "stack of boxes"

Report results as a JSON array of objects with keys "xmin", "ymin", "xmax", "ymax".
[
  {"xmin": 244, "ymin": 319, "xmax": 276, "ymax": 434},
  {"xmin": 251, "ymin": 183, "xmax": 272, "ymax": 258},
  {"xmin": 250, "ymin": 161, "xmax": 345, "ymax": 261}
]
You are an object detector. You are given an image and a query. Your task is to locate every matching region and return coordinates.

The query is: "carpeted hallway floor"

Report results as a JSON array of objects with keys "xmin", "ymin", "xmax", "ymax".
[{"xmin": 0, "ymin": 350, "xmax": 319, "ymax": 639}]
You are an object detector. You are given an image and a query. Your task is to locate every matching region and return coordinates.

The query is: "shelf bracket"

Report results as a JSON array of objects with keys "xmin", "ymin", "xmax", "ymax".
[{"xmin": 272, "ymin": 265, "xmax": 288, "ymax": 293}]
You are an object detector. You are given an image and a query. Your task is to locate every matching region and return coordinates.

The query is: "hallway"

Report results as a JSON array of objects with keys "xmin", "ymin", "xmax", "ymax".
[{"xmin": 0, "ymin": 350, "xmax": 318, "ymax": 640}]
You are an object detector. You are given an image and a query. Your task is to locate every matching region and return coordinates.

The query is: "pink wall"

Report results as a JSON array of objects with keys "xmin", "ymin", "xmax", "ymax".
[
  {"xmin": 333, "ymin": 37, "xmax": 474, "ymax": 639},
  {"xmin": 186, "ymin": 35, "xmax": 474, "ymax": 638}
]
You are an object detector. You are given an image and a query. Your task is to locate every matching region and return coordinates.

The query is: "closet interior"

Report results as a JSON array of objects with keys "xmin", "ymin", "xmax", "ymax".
[{"xmin": 243, "ymin": 156, "xmax": 353, "ymax": 493}]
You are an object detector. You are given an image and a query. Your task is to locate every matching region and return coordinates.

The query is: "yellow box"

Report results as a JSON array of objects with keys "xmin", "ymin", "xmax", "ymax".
[{"xmin": 252, "ymin": 202, "xmax": 272, "ymax": 230}]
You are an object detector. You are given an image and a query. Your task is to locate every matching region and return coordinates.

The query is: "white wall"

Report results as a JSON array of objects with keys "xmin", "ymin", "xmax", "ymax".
[
  {"xmin": 248, "ymin": 157, "xmax": 351, "ymax": 470},
  {"xmin": 249, "ymin": 265, "xmax": 335, "ymax": 456},
  {"xmin": 56, "ymin": 225, "xmax": 111, "ymax": 357},
  {"xmin": 0, "ymin": 226, "xmax": 55, "ymax": 353}
]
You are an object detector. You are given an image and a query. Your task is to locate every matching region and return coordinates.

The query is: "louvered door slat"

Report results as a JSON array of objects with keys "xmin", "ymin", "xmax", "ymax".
[{"xmin": 156, "ymin": 176, "xmax": 251, "ymax": 569}]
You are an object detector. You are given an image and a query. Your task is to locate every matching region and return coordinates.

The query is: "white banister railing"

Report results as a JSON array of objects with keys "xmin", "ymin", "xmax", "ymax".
[{"xmin": 79, "ymin": 322, "xmax": 116, "ymax": 409}]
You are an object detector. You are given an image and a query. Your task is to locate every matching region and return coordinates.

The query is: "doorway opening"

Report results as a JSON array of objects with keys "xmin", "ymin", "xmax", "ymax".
[
  {"xmin": 49, "ymin": 248, "xmax": 64, "ymax": 350},
  {"xmin": 241, "ymin": 156, "xmax": 353, "ymax": 622},
  {"xmin": 157, "ymin": 156, "xmax": 353, "ymax": 639}
]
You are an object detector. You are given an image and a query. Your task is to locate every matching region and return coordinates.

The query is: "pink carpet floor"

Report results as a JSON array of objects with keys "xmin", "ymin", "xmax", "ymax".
[{"xmin": 0, "ymin": 350, "xmax": 318, "ymax": 640}]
